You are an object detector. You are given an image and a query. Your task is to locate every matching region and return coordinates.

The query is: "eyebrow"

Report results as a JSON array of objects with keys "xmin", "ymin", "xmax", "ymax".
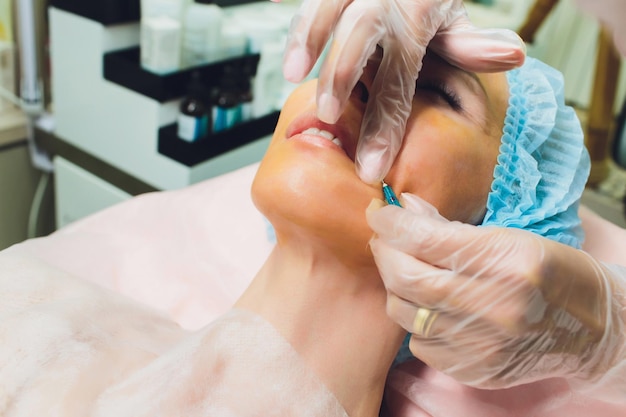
[
  {"xmin": 422, "ymin": 52, "xmax": 493, "ymax": 129},
  {"xmin": 455, "ymin": 68, "xmax": 487, "ymax": 99},
  {"xmin": 426, "ymin": 52, "xmax": 488, "ymax": 99}
]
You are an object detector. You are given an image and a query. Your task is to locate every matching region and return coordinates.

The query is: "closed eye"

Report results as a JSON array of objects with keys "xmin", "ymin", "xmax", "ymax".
[{"xmin": 416, "ymin": 80, "xmax": 462, "ymax": 111}]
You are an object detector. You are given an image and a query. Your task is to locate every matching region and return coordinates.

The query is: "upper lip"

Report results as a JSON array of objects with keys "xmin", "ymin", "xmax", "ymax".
[{"xmin": 285, "ymin": 107, "xmax": 362, "ymax": 163}]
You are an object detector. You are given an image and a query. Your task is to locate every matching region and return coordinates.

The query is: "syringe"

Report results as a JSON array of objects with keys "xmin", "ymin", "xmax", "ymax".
[{"xmin": 382, "ymin": 181, "xmax": 402, "ymax": 207}]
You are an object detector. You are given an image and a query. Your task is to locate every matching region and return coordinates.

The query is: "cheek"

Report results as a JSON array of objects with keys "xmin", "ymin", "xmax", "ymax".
[
  {"xmin": 251, "ymin": 161, "xmax": 379, "ymax": 255},
  {"xmin": 251, "ymin": 100, "xmax": 382, "ymax": 252},
  {"xmin": 388, "ymin": 118, "xmax": 499, "ymax": 223}
]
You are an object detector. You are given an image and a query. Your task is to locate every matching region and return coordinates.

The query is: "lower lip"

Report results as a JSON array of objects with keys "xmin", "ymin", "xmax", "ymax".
[{"xmin": 288, "ymin": 133, "xmax": 349, "ymax": 158}]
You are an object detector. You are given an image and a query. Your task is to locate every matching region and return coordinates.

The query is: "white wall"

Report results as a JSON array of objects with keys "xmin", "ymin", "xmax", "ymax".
[{"xmin": 466, "ymin": 0, "xmax": 626, "ymax": 113}]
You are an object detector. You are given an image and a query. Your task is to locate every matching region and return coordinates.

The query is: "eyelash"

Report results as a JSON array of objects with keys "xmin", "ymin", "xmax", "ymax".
[{"xmin": 416, "ymin": 80, "xmax": 462, "ymax": 111}]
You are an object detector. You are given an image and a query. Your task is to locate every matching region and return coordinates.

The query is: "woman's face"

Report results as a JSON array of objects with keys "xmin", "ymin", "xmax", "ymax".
[{"xmin": 252, "ymin": 52, "xmax": 509, "ymax": 258}]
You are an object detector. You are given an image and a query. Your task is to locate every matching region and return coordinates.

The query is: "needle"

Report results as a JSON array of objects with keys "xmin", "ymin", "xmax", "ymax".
[{"xmin": 381, "ymin": 180, "xmax": 402, "ymax": 207}]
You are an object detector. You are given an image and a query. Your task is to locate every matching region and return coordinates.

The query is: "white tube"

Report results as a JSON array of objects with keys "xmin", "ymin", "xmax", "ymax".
[
  {"xmin": 16, "ymin": 0, "xmax": 52, "ymax": 172},
  {"xmin": 16, "ymin": 0, "xmax": 43, "ymax": 115}
]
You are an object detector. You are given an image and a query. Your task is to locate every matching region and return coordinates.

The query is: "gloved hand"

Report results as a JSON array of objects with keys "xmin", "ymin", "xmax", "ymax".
[
  {"xmin": 282, "ymin": 0, "xmax": 526, "ymax": 184},
  {"xmin": 366, "ymin": 194, "xmax": 626, "ymax": 404}
]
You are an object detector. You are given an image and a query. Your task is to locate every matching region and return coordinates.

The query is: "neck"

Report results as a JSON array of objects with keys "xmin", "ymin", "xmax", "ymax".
[{"xmin": 235, "ymin": 241, "xmax": 406, "ymax": 417}]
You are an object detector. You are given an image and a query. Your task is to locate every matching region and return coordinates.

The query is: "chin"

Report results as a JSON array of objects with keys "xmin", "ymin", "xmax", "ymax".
[{"xmin": 251, "ymin": 154, "xmax": 378, "ymax": 254}]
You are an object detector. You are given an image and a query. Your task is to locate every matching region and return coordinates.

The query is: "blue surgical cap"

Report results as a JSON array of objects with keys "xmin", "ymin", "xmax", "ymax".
[{"xmin": 481, "ymin": 57, "xmax": 590, "ymax": 249}]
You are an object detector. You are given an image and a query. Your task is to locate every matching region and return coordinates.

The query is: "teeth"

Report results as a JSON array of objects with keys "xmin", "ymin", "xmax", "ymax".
[{"xmin": 302, "ymin": 127, "xmax": 344, "ymax": 149}]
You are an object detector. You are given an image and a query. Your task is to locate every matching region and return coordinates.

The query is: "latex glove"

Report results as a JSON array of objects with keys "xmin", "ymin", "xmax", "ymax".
[
  {"xmin": 366, "ymin": 194, "xmax": 626, "ymax": 404},
  {"xmin": 574, "ymin": 0, "xmax": 626, "ymax": 56},
  {"xmin": 282, "ymin": 0, "xmax": 526, "ymax": 184}
]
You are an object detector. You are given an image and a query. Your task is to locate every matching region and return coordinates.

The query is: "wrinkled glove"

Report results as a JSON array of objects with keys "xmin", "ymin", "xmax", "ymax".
[
  {"xmin": 282, "ymin": 0, "xmax": 526, "ymax": 184},
  {"xmin": 366, "ymin": 194, "xmax": 626, "ymax": 404}
]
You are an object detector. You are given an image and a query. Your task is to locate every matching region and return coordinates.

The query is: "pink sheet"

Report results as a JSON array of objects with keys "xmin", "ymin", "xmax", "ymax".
[
  {"xmin": 0, "ymin": 249, "xmax": 346, "ymax": 416},
  {"xmin": 6, "ymin": 162, "xmax": 625, "ymax": 416},
  {"xmin": 384, "ymin": 360, "xmax": 626, "ymax": 416},
  {"xmin": 15, "ymin": 162, "xmax": 273, "ymax": 330}
]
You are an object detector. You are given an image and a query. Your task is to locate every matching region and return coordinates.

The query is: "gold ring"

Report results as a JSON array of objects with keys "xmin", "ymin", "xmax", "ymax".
[{"xmin": 413, "ymin": 307, "xmax": 439, "ymax": 338}]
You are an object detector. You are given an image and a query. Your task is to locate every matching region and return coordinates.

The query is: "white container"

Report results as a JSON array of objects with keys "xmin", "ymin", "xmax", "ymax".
[
  {"xmin": 141, "ymin": 16, "xmax": 181, "ymax": 73},
  {"xmin": 140, "ymin": 0, "xmax": 185, "ymax": 73},
  {"xmin": 220, "ymin": 22, "xmax": 247, "ymax": 60},
  {"xmin": 181, "ymin": 0, "xmax": 223, "ymax": 68},
  {"xmin": 252, "ymin": 39, "xmax": 287, "ymax": 118}
]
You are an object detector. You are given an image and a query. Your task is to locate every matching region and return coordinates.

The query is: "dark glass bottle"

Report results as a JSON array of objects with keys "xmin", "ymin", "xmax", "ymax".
[
  {"xmin": 212, "ymin": 65, "xmax": 242, "ymax": 132},
  {"xmin": 177, "ymin": 71, "xmax": 210, "ymax": 142},
  {"xmin": 239, "ymin": 61, "xmax": 254, "ymax": 122}
]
